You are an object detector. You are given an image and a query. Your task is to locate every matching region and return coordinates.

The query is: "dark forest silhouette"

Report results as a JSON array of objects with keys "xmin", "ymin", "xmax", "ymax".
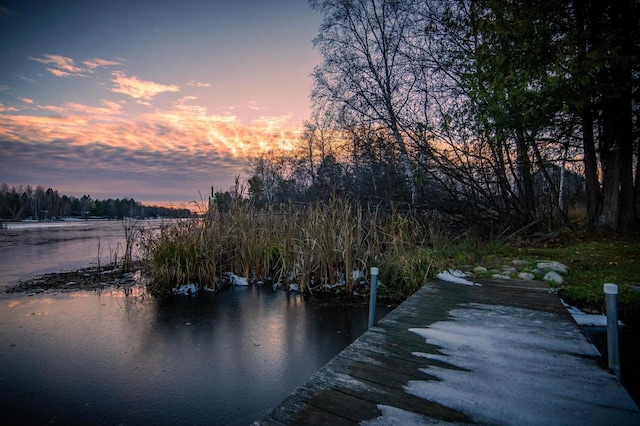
[{"xmin": 0, "ymin": 183, "xmax": 191, "ymax": 220}]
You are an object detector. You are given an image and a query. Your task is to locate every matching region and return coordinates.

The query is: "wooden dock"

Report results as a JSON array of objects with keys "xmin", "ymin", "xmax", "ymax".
[{"xmin": 257, "ymin": 278, "xmax": 640, "ymax": 425}]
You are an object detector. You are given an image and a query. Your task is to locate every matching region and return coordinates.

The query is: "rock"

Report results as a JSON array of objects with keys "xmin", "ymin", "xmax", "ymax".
[
  {"xmin": 492, "ymin": 274, "xmax": 512, "ymax": 280},
  {"xmin": 473, "ymin": 266, "xmax": 488, "ymax": 274},
  {"xmin": 502, "ymin": 266, "xmax": 517, "ymax": 275},
  {"xmin": 537, "ymin": 261, "xmax": 569, "ymax": 275},
  {"xmin": 518, "ymin": 272, "xmax": 536, "ymax": 280},
  {"xmin": 512, "ymin": 259, "xmax": 530, "ymax": 266},
  {"xmin": 543, "ymin": 271, "xmax": 564, "ymax": 284}
]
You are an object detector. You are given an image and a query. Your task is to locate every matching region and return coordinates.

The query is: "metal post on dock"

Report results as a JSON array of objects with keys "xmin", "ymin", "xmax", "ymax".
[
  {"xmin": 368, "ymin": 267, "xmax": 379, "ymax": 329},
  {"xmin": 604, "ymin": 283, "xmax": 620, "ymax": 380}
]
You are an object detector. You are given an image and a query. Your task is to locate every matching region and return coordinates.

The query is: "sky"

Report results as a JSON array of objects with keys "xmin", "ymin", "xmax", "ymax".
[{"xmin": 0, "ymin": 0, "xmax": 322, "ymax": 207}]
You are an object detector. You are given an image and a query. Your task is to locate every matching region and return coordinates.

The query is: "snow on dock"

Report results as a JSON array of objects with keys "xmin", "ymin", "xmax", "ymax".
[{"xmin": 257, "ymin": 278, "xmax": 640, "ymax": 425}]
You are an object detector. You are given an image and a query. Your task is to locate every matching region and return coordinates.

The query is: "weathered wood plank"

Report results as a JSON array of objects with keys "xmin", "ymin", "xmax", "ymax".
[{"xmin": 257, "ymin": 279, "xmax": 640, "ymax": 425}]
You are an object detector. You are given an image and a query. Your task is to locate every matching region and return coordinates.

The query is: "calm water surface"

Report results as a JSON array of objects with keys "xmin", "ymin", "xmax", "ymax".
[
  {"xmin": 0, "ymin": 221, "xmax": 392, "ymax": 424},
  {"xmin": 0, "ymin": 220, "xmax": 155, "ymax": 287}
]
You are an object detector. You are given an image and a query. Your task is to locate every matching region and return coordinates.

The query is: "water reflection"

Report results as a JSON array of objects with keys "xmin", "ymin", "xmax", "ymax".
[
  {"xmin": 0, "ymin": 219, "xmax": 161, "ymax": 287},
  {"xmin": 0, "ymin": 285, "xmax": 390, "ymax": 425}
]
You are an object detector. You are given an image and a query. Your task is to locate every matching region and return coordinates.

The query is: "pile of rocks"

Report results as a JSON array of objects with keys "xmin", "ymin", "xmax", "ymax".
[{"xmin": 464, "ymin": 260, "xmax": 569, "ymax": 285}]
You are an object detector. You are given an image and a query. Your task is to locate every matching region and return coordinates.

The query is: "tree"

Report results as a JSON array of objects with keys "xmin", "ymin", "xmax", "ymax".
[
  {"xmin": 80, "ymin": 195, "xmax": 92, "ymax": 219},
  {"xmin": 571, "ymin": 0, "xmax": 639, "ymax": 230},
  {"xmin": 310, "ymin": 0, "xmax": 421, "ymax": 204}
]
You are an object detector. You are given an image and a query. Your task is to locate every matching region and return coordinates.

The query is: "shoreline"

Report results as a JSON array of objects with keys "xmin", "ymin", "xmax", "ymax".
[{"xmin": 4, "ymin": 264, "xmax": 148, "ymax": 294}]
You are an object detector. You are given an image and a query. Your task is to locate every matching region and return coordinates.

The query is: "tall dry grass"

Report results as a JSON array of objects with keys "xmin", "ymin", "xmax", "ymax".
[{"xmin": 144, "ymin": 197, "xmax": 457, "ymax": 298}]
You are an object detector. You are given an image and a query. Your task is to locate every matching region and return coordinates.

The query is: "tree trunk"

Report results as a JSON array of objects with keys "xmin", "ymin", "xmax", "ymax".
[
  {"xmin": 515, "ymin": 130, "xmax": 535, "ymax": 222},
  {"xmin": 595, "ymin": 0, "xmax": 637, "ymax": 231},
  {"xmin": 582, "ymin": 108, "xmax": 601, "ymax": 228},
  {"xmin": 389, "ymin": 115, "xmax": 417, "ymax": 204}
]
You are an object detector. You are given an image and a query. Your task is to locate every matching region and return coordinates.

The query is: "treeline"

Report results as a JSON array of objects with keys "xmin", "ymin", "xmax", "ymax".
[
  {"xmin": 244, "ymin": 0, "xmax": 638, "ymax": 232},
  {"xmin": 0, "ymin": 183, "xmax": 191, "ymax": 220}
]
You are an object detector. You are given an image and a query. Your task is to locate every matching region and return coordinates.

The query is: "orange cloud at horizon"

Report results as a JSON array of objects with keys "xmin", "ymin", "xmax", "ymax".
[{"xmin": 0, "ymin": 97, "xmax": 302, "ymax": 163}]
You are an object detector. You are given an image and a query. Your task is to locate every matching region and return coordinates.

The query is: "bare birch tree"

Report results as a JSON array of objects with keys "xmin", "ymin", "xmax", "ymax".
[{"xmin": 310, "ymin": 0, "xmax": 420, "ymax": 203}]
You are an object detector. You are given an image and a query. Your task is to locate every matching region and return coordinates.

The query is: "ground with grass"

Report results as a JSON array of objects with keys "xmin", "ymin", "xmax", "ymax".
[{"xmin": 449, "ymin": 230, "xmax": 640, "ymax": 327}]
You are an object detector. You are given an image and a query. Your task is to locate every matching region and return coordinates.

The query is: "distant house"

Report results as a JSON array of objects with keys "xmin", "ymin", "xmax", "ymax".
[{"xmin": 534, "ymin": 165, "xmax": 586, "ymax": 211}]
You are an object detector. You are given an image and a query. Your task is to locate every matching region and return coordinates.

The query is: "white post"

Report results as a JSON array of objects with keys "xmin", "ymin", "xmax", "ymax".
[
  {"xmin": 368, "ymin": 267, "xmax": 379, "ymax": 329},
  {"xmin": 604, "ymin": 283, "xmax": 620, "ymax": 380}
]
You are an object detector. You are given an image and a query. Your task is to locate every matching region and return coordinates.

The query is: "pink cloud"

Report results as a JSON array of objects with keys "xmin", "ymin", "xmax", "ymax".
[
  {"xmin": 0, "ymin": 103, "xmax": 19, "ymax": 113},
  {"xmin": 187, "ymin": 80, "xmax": 211, "ymax": 88},
  {"xmin": 247, "ymin": 100, "xmax": 264, "ymax": 111},
  {"xmin": 111, "ymin": 72, "xmax": 180, "ymax": 100},
  {"xmin": 47, "ymin": 68, "xmax": 72, "ymax": 77},
  {"xmin": 83, "ymin": 58, "xmax": 123, "ymax": 70},
  {"xmin": 30, "ymin": 54, "xmax": 85, "ymax": 77},
  {"xmin": 30, "ymin": 54, "xmax": 123, "ymax": 78}
]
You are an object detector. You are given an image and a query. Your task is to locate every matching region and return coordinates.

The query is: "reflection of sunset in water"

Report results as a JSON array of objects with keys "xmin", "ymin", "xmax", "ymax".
[{"xmin": 0, "ymin": 284, "xmax": 390, "ymax": 424}]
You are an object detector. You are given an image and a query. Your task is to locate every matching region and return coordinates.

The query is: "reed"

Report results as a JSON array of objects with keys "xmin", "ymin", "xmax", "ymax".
[
  {"xmin": 143, "ymin": 196, "xmax": 451, "ymax": 298},
  {"xmin": 122, "ymin": 218, "xmax": 140, "ymax": 272}
]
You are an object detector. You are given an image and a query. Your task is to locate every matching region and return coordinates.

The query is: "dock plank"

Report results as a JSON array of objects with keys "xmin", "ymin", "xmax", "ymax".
[{"xmin": 257, "ymin": 278, "xmax": 640, "ymax": 425}]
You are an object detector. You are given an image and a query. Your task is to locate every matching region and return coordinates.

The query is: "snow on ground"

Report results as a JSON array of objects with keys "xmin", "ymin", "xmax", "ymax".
[
  {"xmin": 562, "ymin": 300, "xmax": 624, "ymax": 327},
  {"xmin": 436, "ymin": 270, "xmax": 480, "ymax": 286},
  {"xmin": 404, "ymin": 303, "xmax": 639, "ymax": 425}
]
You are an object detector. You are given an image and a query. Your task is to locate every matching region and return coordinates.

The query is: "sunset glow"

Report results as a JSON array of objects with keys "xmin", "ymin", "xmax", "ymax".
[{"xmin": 0, "ymin": 0, "xmax": 321, "ymax": 205}]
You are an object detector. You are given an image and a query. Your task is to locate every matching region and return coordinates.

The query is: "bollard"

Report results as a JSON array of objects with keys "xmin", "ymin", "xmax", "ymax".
[
  {"xmin": 368, "ymin": 267, "xmax": 379, "ymax": 329},
  {"xmin": 604, "ymin": 283, "xmax": 621, "ymax": 380}
]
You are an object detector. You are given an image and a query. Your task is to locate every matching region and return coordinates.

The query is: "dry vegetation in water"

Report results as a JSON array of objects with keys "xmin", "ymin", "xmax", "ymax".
[{"xmin": 142, "ymin": 197, "xmax": 457, "ymax": 299}]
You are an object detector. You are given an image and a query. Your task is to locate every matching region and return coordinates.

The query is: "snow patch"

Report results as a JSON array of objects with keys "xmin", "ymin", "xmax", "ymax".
[
  {"xmin": 174, "ymin": 283, "xmax": 198, "ymax": 295},
  {"xmin": 288, "ymin": 283, "xmax": 300, "ymax": 292},
  {"xmin": 562, "ymin": 300, "xmax": 624, "ymax": 327},
  {"xmin": 361, "ymin": 404, "xmax": 455, "ymax": 425},
  {"xmin": 226, "ymin": 272, "xmax": 248, "ymax": 286},
  {"xmin": 436, "ymin": 270, "xmax": 480, "ymax": 286},
  {"xmin": 404, "ymin": 303, "xmax": 637, "ymax": 425}
]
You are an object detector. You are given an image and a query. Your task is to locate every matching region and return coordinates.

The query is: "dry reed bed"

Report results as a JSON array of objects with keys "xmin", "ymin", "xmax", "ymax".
[{"xmin": 143, "ymin": 198, "xmax": 447, "ymax": 298}]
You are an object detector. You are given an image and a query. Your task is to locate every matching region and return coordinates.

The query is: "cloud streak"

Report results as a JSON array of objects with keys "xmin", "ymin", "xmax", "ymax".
[
  {"xmin": 30, "ymin": 53, "xmax": 122, "ymax": 77},
  {"xmin": 30, "ymin": 54, "xmax": 86, "ymax": 77},
  {"xmin": 0, "ymin": 97, "xmax": 301, "ymax": 201},
  {"xmin": 111, "ymin": 72, "xmax": 180, "ymax": 101},
  {"xmin": 187, "ymin": 80, "xmax": 211, "ymax": 88}
]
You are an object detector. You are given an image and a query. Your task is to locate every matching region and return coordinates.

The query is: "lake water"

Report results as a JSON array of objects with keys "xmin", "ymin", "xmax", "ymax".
[
  {"xmin": 0, "ymin": 221, "xmax": 392, "ymax": 424},
  {"xmin": 0, "ymin": 219, "xmax": 158, "ymax": 287}
]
